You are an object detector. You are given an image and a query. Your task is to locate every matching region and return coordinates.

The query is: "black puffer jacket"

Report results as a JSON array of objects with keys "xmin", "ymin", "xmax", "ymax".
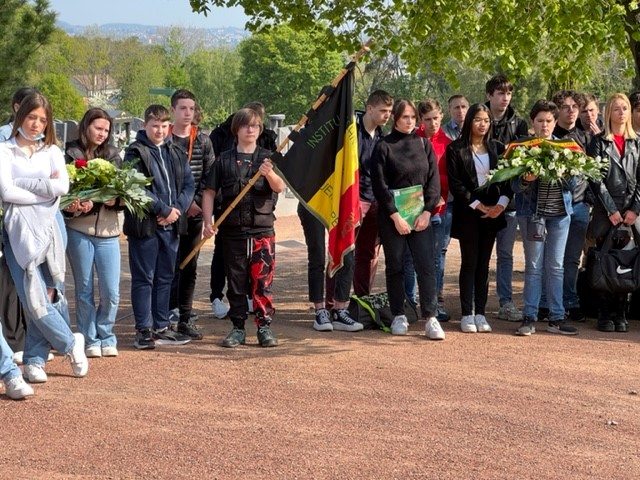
[
  {"xmin": 172, "ymin": 128, "xmax": 215, "ymax": 208},
  {"xmin": 485, "ymin": 102, "xmax": 529, "ymax": 150},
  {"xmin": 587, "ymin": 133, "xmax": 640, "ymax": 240}
]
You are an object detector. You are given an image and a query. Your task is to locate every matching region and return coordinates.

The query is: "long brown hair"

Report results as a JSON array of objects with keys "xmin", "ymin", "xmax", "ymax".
[
  {"xmin": 77, "ymin": 108, "xmax": 114, "ymax": 159},
  {"xmin": 10, "ymin": 93, "xmax": 57, "ymax": 146}
]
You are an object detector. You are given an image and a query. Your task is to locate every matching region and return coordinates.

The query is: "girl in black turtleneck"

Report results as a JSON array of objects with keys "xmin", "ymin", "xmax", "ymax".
[{"xmin": 371, "ymin": 99, "xmax": 444, "ymax": 340}]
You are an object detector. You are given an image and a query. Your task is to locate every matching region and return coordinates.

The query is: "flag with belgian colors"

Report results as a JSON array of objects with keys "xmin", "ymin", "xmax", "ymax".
[{"xmin": 274, "ymin": 68, "xmax": 360, "ymax": 277}]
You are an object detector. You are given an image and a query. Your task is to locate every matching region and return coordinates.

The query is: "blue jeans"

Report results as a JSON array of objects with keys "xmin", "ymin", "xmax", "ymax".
[
  {"xmin": 563, "ymin": 202, "xmax": 590, "ymax": 309},
  {"xmin": 539, "ymin": 202, "xmax": 590, "ymax": 310},
  {"xmin": 67, "ymin": 229, "xmax": 120, "ymax": 348},
  {"xmin": 436, "ymin": 203, "xmax": 453, "ymax": 297},
  {"xmin": 518, "ymin": 215, "xmax": 571, "ymax": 321},
  {"xmin": 128, "ymin": 229, "xmax": 179, "ymax": 331},
  {"xmin": 495, "ymin": 210, "xmax": 518, "ymax": 306},
  {"xmin": 2, "ymin": 229, "xmax": 75, "ymax": 368},
  {"xmin": 0, "ymin": 322, "xmax": 21, "ymax": 382}
]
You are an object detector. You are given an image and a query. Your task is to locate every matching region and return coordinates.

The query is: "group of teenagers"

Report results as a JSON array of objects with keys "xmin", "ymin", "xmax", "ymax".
[
  {"xmin": 308, "ymin": 76, "xmax": 640, "ymax": 343},
  {"xmin": 1, "ymin": 74, "xmax": 640, "ymax": 401},
  {"xmin": 0, "ymin": 87, "xmax": 286, "ymax": 400}
]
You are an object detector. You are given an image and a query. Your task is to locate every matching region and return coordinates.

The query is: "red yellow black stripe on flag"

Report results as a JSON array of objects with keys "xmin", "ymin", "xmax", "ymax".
[
  {"xmin": 503, "ymin": 137, "xmax": 584, "ymax": 157},
  {"xmin": 274, "ymin": 69, "xmax": 360, "ymax": 277}
]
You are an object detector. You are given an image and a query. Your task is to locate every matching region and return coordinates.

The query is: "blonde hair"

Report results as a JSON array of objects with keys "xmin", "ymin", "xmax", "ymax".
[{"xmin": 604, "ymin": 93, "xmax": 637, "ymax": 140}]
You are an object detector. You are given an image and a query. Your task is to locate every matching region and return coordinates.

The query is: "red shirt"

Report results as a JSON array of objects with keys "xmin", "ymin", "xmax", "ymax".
[
  {"xmin": 613, "ymin": 134, "xmax": 625, "ymax": 157},
  {"xmin": 417, "ymin": 126, "xmax": 451, "ymax": 215}
]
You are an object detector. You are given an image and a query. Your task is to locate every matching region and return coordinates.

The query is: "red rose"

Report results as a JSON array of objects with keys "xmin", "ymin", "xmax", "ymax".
[{"xmin": 75, "ymin": 159, "xmax": 88, "ymax": 168}]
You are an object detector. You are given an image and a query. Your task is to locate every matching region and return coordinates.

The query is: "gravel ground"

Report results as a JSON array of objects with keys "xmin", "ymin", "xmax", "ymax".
[{"xmin": 1, "ymin": 214, "xmax": 639, "ymax": 479}]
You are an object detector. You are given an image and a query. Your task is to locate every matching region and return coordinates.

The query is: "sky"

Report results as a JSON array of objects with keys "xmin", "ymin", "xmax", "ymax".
[{"xmin": 48, "ymin": 0, "xmax": 248, "ymax": 29}]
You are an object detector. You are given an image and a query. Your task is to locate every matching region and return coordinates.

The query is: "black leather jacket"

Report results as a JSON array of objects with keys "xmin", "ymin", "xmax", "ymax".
[{"xmin": 587, "ymin": 133, "xmax": 640, "ymax": 239}]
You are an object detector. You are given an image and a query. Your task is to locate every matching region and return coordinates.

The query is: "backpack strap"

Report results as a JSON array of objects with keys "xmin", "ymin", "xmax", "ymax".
[{"xmin": 351, "ymin": 294, "xmax": 391, "ymax": 333}]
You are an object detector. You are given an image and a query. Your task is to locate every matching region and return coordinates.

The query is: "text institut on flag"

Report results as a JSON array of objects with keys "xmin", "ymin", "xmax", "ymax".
[{"xmin": 274, "ymin": 68, "xmax": 360, "ymax": 277}]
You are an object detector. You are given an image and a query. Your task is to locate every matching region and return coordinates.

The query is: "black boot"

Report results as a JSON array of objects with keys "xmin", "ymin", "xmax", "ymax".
[
  {"xmin": 613, "ymin": 295, "xmax": 629, "ymax": 333},
  {"xmin": 597, "ymin": 297, "xmax": 615, "ymax": 332}
]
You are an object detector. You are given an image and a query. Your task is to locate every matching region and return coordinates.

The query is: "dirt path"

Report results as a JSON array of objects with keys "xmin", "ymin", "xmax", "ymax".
[{"xmin": 1, "ymin": 215, "xmax": 639, "ymax": 479}]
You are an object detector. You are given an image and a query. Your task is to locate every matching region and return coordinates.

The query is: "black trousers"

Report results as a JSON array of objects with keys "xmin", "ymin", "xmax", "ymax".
[
  {"xmin": 170, "ymin": 216, "xmax": 203, "ymax": 322},
  {"xmin": 0, "ymin": 251, "xmax": 26, "ymax": 352},
  {"xmin": 298, "ymin": 203, "xmax": 354, "ymax": 305},
  {"xmin": 377, "ymin": 212, "xmax": 436, "ymax": 318},
  {"xmin": 457, "ymin": 217, "xmax": 499, "ymax": 316}
]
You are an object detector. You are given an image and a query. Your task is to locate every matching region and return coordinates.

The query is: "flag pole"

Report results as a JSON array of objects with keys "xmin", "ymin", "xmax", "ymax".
[{"xmin": 179, "ymin": 40, "xmax": 372, "ymax": 270}]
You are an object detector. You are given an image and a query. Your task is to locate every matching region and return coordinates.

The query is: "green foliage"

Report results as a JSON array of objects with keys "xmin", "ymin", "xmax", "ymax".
[
  {"xmin": 236, "ymin": 25, "xmax": 344, "ymax": 121},
  {"xmin": 162, "ymin": 28, "xmax": 191, "ymax": 89},
  {"xmin": 37, "ymin": 73, "xmax": 86, "ymax": 120},
  {"xmin": 189, "ymin": 0, "xmax": 640, "ymax": 90},
  {"xmin": 184, "ymin": 46, "xmax": 240, "ymax": 128},
  {"xmin": 0, "ymin": 0, "xmax": 56, "ymax": 118},
  {"xmin": 110, "ymin": 39, "xmax": 167, "ymax": 117}
]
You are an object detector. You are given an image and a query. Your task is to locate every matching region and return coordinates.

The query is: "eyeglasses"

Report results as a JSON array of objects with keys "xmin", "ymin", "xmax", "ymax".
[
  {"xmin": 240, "ymin": 123, "xmax": 261, "ymax": 130},
  {"xmin": 561, "ymin": 104, "xmax": 579, "ymax": 112}
]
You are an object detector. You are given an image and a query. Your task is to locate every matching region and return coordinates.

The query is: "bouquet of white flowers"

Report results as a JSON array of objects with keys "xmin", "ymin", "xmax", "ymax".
[
  {"xmin": 60, "ymin": 158, "xmax": 152, "ymax": 220},
  {"xmin": 485, "ymin": 138, "xmax": 607, "ymax": 186}
]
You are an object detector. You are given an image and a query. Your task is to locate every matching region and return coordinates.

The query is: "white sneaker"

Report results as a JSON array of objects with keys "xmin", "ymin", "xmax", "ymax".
[
  {"xmin": 101, "ymin": 345, "xmax": 119, "ymax": 357},
  {"xmin": 4, "ymin": 376, "xmax": 34, "ymax": 400},
  {"xmin": 425, "ymin": 317, "xmax": 445, "ymax": 340},
  {"xmin": 12, "ymin": 351, "xmax": 23, "ymax": 365},
  {"xmin": 475, "ymin": 314, "xmax": 492, "ymax": 333},
  {"xmin": 85, "ymin": 345, "xmax": 102, "ymax": 358},
  {"xmin": 47, "ymin": 352, "xmax": 54, "ymax": 362},
  {"xmin": 391, "ymin": 315, "xmax": 409, "ymax": 335},
  {"xmin": 67, "ymin": 332, "xmax": 89, "ymax": 378},
  {"xmin": 211, "ymin": 298, "xmax": 230, "ymax": 319},
  {"xmin": 24, "ymin": 364, "xmax": 48, "ymax": 383},
  {"xmin": 460, "ymin": 315, "xmax": 478, "ymax": 333}
]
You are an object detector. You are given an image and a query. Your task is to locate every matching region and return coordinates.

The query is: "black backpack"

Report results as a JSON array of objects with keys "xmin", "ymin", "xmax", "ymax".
[{"xmin": 348, "ymin": 292, "xmax": 418, "ymax": 332}]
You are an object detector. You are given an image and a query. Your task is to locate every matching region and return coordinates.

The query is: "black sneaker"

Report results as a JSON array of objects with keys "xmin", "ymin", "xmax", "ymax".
[
  {"xmin": 152, "ymin": 327, "xmax": 192, "ymax": 345},
  {"xmin": 134, "ymin": 328, "xmax": 156, "ymax": 350},
  {"xmin": 257, "ymin": 326, "xmax": 278, "ymax": 347},
  {"xmin": 177, "ymin": 321, "xmax": 203, "ymax": 340},
  {"xmin": 313, "ymin": 308, "xmax": 333, "ymax": 332},
  {"xmin": 546, "ymin": 320, "xmax": 578, "ymax": 336},
  {"xmin": 221, "ymin": 328, "xmax": 246, "ymax": 348},
  {"xmin": 515, "ymin": 317, "xmax": 536, "ymax": 336},
  {"xmin": 566, "ymin": 308, "xmax": 586, "ymax": 322},
  {"xmin": 331, "ymin": 308, "xmax": 364, "ymax": 332}
]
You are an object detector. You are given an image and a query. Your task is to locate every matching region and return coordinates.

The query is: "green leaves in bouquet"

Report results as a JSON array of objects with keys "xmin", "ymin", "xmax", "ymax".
[
  {"xmin": 110, "ymin": 160, "xmax": 153, "ymax": 220},
  {"xmin": 60, "ymin": 159, "xmax": 153, "ymax": 220}
]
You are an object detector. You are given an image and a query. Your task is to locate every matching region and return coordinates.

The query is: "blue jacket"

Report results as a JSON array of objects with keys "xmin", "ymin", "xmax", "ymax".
[
  {"xmin": 122, "ymin": 130, "xmax": 195, "ymax": 237},
  {"xmin": 511, "ymin": 176, "xmax": 576, "ymax": 217}
]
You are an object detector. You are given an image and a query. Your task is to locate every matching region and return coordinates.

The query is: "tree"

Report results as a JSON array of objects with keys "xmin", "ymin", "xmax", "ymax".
[
  {"xmin": 236, "ymin": 25, "xmax": 344, "ymax": 121},
  {"xmin": 0, "ymin": 0, "xmax": 56, "ymax": 117},
  {"xmin": 110, "ymin": 39, "xmax": 166, "ymax": 117},
  {"xmin": 161, "ymin": 28, "xmax": 191, "ymax": 90},
  {"xmin": 37, "ymin": 73, "xmax": 86, "ymax": 120},
  {"xmin": 184, "ymin": 45, "xmax": 240, "ymax": 127},
  {"xmin": 189, "ymin": 0, "xmax": 640, "ymax": 90}
]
